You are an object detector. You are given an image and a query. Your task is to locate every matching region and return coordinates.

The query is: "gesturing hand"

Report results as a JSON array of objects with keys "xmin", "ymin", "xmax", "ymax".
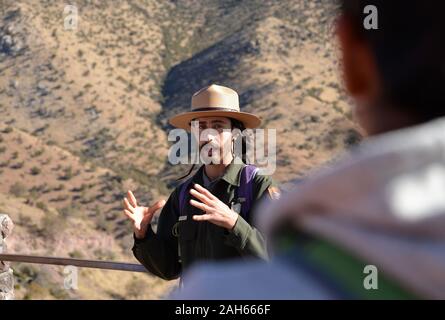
[
  {"xmin": 189, "ymin": 183, "xmax": 238, "ymax": 230},
  {"xmin": 123, "ymin": 190, "xmax": 166, "ymax": 239}
]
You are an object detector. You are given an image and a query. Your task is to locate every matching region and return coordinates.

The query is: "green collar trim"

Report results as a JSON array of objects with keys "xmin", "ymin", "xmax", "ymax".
[
  {"xmin": 193, "ymin": 161, "xmax": 245, "ymax": 187},
  {"xmin": 276, "ymin": 232, "xmax": 419, "ymax": 299},
  {"xmin": 221, "ymin": 162, "xmax": 244, "ymax": 186}
]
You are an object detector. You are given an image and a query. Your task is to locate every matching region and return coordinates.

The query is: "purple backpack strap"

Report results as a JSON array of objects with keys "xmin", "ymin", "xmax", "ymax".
[
  {"xmin": 178, "ymin": 177, "xmax": 193, "ymax": 217},
  {"xmin": 237, "ymin": 165, "xmax": 259, "ymax": 219}
]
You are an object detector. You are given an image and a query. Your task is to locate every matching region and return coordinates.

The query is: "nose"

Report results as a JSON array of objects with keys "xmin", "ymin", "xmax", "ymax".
[{"xmin": 201, "ymin": 129, "xmax": 217, "ymax": 143}]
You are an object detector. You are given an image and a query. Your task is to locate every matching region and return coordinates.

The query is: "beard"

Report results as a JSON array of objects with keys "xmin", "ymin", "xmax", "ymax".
[{"xmin": 199, "ymin": 140, "xmax": 220, "ymax": 164}]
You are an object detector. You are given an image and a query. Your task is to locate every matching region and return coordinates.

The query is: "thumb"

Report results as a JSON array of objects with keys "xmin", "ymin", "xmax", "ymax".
[{"xmin": 147, "ymin": 199, "xmax": 166, "ymax": 215}]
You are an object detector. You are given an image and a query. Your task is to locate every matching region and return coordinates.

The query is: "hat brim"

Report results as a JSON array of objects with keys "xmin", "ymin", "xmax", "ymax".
[{"xmin": 169, "ymin": 110, "xmax": 262, "ymax": 131}]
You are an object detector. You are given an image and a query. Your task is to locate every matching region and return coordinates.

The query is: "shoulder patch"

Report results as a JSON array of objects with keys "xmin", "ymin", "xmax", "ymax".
[{"xmin": 267, "ymin": 186, "xmax": 281, "ymax": 200}]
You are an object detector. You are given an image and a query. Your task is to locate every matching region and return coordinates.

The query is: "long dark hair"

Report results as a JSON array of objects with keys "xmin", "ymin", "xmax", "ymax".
[{"xmin": 230, "ymin": 118, "xmax": 248, "ymax": 164}]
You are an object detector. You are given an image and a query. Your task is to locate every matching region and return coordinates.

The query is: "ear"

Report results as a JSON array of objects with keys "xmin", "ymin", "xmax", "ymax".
[{"xmin": 336, "ymin": 15, "xmax": 381, "ymax": 100}]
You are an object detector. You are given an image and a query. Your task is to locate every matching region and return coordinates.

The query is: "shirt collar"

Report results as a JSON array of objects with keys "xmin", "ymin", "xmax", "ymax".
[
  {"xmin": 193, "ymin": 160, "xmax": 244, "ymax": 187},
  {"xmin": 221, "ymin": 161, "xmax": 244, "ymax": 187}
]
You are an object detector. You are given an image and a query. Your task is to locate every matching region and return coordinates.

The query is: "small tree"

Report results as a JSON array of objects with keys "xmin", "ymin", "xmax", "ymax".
[
  {"xmin": 10, "ymin": 182, "xmax": 27, "ymax": 197},
  {"xmin": 59, "ymin": 166, "xmax": 73, "ymax": 180},
  {"xmin": 30, "ymin": 166, "xmax": 41, "ymax": 175}
]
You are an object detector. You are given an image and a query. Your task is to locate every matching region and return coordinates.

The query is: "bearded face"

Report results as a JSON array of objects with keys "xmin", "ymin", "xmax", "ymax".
[{"xmin": 192, "ymin": 117, "xmax": 234, "ymax": 165}]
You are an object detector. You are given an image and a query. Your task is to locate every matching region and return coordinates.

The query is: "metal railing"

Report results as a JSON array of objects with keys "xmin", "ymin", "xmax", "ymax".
[{"xmin": 0, "ymin": 253, "xmax": 148, "ymax": 273}]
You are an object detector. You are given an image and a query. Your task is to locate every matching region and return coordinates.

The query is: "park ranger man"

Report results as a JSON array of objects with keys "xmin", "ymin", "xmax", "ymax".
[{"xmin": 122, "ymin": 84, "xmax": 279, "ymax": 281}]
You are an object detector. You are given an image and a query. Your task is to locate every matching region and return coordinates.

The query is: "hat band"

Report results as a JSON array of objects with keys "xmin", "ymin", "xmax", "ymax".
[{"xmin": 192, "ymin": 107, "xmax": 239, "ymax": 113}]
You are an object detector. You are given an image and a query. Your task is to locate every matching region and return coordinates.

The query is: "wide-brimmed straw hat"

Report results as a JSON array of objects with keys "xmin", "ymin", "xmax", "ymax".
[{"xmin": 168, "ymin": 84, "xmax": 261, "ymax": 131}]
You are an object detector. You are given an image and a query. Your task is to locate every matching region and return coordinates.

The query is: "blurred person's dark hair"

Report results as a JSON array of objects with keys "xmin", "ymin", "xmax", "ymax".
[{"xmin": 339, "ymin": 0, "xmax": 445, "ymax": 124}]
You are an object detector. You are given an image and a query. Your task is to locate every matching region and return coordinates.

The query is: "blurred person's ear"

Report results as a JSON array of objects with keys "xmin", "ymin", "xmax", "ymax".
[{"xmin": 336, "ymin": 14, "xmax": 380, "ymax": 103}]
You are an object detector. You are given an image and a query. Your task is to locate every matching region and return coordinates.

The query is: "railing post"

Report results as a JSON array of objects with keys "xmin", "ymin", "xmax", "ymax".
[{"xmin": 0, "ymin": 214, "xmax": 14, "ymax": 300}]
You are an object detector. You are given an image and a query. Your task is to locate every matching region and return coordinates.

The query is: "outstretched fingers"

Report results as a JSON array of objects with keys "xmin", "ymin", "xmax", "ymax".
[
  {"xmin": 190, "ymin": 199, "xmax": 211, "ymax": 212},
  {"xmin": 193, "ymin": 184, "xmax": 217, "ymax": 200},
  {"xmin": 189, "ymin": 188, "xmax": 212, "ymax": 205},
  {"xmin": 123, "ymin": 209, "xmax": 134, "ymax": 221},
  {"xmin": 127, "ymin": 190, "xmax": 138, "ymax": 207},
  {"xmin": 123, "ymin": 197, "xmax": 134, "ymax": 212},
  {"xmin": 192, "ymin": 214, "xmax": 212, "ymax": 222}
]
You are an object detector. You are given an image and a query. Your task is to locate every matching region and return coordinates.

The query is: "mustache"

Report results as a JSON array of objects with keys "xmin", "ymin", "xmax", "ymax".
[{"xmin": 199, "ymin": 140, "xmax": 220, "ymax": 151}]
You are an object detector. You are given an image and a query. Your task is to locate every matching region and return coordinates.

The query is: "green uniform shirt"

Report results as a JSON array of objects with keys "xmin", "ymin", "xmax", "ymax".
[{"xmin": 132, "ymin": 162, "xmax": 276, "ymax": 280}]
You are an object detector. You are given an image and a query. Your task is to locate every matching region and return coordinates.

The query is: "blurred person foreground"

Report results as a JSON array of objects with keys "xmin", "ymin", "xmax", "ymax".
[{"xmin": 172, "ymin": 0, "xmax": 445, "ymax": 299}]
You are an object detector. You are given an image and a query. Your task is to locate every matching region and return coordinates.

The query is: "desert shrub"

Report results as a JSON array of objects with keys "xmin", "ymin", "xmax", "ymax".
[
  {"xmin": 93, "ymin": 248, "xmax": 116, "ymax": 260},
  {"xmin": 53, "ymin": 184, "xmax": 65, "ymax": 191},
  {"xmin": 31, "ymin": 149, "xmax": 44, "ymax": 158},
  {"xmin": 14, "ymin": 264, "xmax": 39, "ymax": 287},
  {"xmin": 69, "ymin": 250, "xmax": 84, "ymax": 259},
  {"xmin": 40, "ymin": 212, "xmax": 67, "ymax": 238},
  {"xmin": 17, "ymin": 213, "xmax": 32, "ymax": 227},
  {"xmin": 125, "ymin": 278, "xmax": 146, "ymax": 299},
  {"xmin": 30, "ymin": 166, "xmax": 41, "ymax": 175},
  {"xmin": 59, "ymin": 166, "xmax": 73, "ymax": 180},
  {"xmin": 10, "ymin": 161, "xmax": 23, "ymax": 169},
  {"xmin": 10, "ymin": 182, "xmax": 27, "ymax": 197},
  {"xmin": 95, "ymin": 214, "xmax": 114, "ymax": 233},
  {"xmin": 0, "ymin": 160, "xmax": 9, "ymax": 167},
  {"xmin": 49, "ymin": 287, "xmax": 70, "ymax": 299},
  {"xmin": 35, "ymin": 201, "xmax": 49, "ymax": 212},
  {"xmin": 2, "ymin": 127, "xmax": 13, "ymax": 134},
  {"xmin": 58, "ymin": 205, "xmax": 81, "ymax": 218},
  {"xmin": 22, "ymin": 283, "xmax": 47, "ymax": 300}
]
